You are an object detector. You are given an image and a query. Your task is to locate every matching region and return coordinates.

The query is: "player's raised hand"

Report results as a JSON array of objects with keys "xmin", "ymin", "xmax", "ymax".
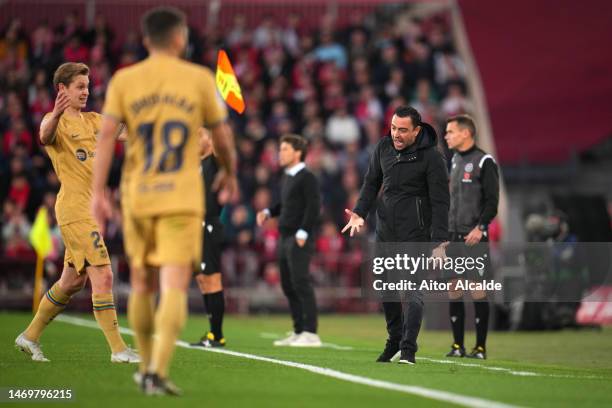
[
  {"xmin": 91, "ymin": 190, "xmax": 112, "ymax": 236},
  {"xmin": 341, "ymin": 209, "xmax": 365, "ymax": 237},
  {"xmin": 256, "ymin": 210, "xmax": 269, "ymax": 227},
  {"xmin": 52, "ymin": 90, "xmax": 71, "ymax": 119}
]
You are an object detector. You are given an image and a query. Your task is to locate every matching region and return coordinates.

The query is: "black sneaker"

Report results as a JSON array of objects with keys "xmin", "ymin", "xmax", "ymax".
[
  {"xmin": 398, "ymin": 350, "xmax": 416, "ymax": 365},
  {"xmin": 376, "ymin": 339, "xmax": 400, "ymax": 362},
  {"xmin": 445, "ymin": 343, "xmax": 466, "ymax": 357},
  {"xmin": 466, "ymin": 346, "xmax": 487, "ymax": 359},
  {"xmin": 142, "ymin": 373, "xmax": 182, "ymax": 396},
  {"xmin": 190, "ymin": 332, "xmax": 226, "ymax": 348}
]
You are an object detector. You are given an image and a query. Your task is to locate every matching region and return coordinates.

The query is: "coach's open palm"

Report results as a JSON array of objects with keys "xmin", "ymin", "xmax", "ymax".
[
  {"xmin": 431, "ymin": 241, "xmax": 450, "ymax": 262},
  {"xmin": 341, "ymin": 209, "xmax": 365, "ymax": 237}
]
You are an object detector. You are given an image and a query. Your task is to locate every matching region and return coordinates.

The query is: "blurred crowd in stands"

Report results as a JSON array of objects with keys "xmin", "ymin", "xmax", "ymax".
[{"xmin": 0, "ymin": 8, "xmax": 472, "ymax": 287}]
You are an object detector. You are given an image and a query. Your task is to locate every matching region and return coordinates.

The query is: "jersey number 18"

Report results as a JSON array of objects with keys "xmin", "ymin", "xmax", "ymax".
[{"xmin": 137, "ymin": 120, "xmax": 188, "ymax": 173}]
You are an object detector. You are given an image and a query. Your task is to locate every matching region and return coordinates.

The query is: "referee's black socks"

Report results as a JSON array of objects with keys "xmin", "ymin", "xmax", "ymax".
[
  {"xmin": 204, "ymin": 291, "xmax": 225, "ymax": 340},
  {"xmin": 449, "ymin": 299, "xmax": 465, "ymax": 347},
  {"xmin": 474, "ymin": 300, "xmax": 489, "ymax": 349}
]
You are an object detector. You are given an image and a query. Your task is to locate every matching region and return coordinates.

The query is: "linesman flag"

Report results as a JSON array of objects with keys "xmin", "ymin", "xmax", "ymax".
[
  {"xmin": 29, "ymin": 207, "xmax": 52, "ymax": 259},
  {"xmin": 215, "ymin": 50, "xmax": 245, "ymax": 114},
  {"xmin": 29, "ymin": 206, "xmax": 52, "ymax": 313}
]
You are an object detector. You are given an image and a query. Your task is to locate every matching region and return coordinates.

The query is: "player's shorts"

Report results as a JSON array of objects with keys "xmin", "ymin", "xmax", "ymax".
[
  {"xmin": 442, "ymin": 232, "xmax": 491, "ymax": 283},
  {"xmin": 198, "ymin": 217, "xmax": 224, "ymax": 275},
  {"xmin": 59, "ymin": 218, "xmax": 110, "ymax": 274},
  {"xmin": 122, "ymin": 213, "xmax": 202, "ymax": 270}
]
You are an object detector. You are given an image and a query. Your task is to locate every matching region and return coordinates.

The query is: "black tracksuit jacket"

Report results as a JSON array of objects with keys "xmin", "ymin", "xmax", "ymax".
[{"xmin": 353, "ymin": 123, "xmax": 450, "ymax": 242}]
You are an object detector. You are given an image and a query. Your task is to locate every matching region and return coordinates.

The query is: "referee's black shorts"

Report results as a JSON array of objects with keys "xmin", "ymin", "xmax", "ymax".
[
  {"xmin": 442, "ymin": 232, "xmax": 491, "ymax": 282},
  {"xmin": 198, "ymin": 217, "xmax": 224, "ymax": 276}
]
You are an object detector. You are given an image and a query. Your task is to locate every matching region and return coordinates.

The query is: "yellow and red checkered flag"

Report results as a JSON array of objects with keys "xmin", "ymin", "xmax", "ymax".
[{"xmin": 215, "ymin": 50, "xmax": 245, "ymax": 114}]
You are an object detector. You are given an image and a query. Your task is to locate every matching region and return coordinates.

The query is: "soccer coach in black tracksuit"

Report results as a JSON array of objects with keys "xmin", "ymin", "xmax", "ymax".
[
  {"xmin": 343, "ymin": 106, "xmax": 450, "ymax": 364},
  {"xmin": 257, "ymin": 134, "xmax": 322, "ymax": 347}
]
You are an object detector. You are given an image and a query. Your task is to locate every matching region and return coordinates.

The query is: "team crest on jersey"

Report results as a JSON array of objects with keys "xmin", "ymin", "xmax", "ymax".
[
  {"xmin": 76, "ymin": 148, "xmax": 87, "ymax": 162},
  {"xmin": 75, "ymin": 148, "xmax": 95, "ymax": 162},
  {"xmin": 464, "ymin": 163, "xmax": 474, "ymax": 172}
]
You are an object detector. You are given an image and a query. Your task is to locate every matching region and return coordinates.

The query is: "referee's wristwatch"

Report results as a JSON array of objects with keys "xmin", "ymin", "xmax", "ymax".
[{"xmin": 478, "ymin": 224, "xmax": 488, "ymax": 231}]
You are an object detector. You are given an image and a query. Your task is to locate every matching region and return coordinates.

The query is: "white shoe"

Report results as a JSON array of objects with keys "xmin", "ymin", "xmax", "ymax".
[
  {"xmin": 111, "ymin": 347, "xmax": 141, "ymax": 363},
  {"xmin": 289, "ymin": 332, "xmax": 322, "ymax": 347},
  {"xmin": 273, "ymin": 332, "xmax": 300, "ymax": 346},
  {"xmin": 15, "ymin": 332, "xmax": 49, "ymax": 362}
]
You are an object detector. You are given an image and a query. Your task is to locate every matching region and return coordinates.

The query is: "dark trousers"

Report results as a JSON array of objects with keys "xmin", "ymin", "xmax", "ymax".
[
  {"xmin": 279, "ymin": 234, "xmax": 318, "ymax": 333},
  {"xmin": 383, "ymin": 291, "xmax": 424, "ymax": 353},
  {"xmin": 377, "ymin": 236, "xmax": 426, "ymax": 354}
]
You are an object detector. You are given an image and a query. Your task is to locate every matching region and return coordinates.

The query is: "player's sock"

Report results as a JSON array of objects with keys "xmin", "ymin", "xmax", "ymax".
[
  {"xmin": 24, "ymin": 283, "xmax": 71, "ymax": 341},
  {"xmin": 201, "ymin": 293, "xmax": 209, "ymax": 332},
  {"xmin": 128, "ymin": 292, "xmax": 155, "ymax": 374},
  {"xmin": 93, "ymin": 293, "xmax": 127, "ymax": 353},
  {"xmin": 151, "ymin": 288, "xmax": 187, "ymax": 378},
  {"xmin": 474, "ymin": 300, "xmax": 489, "ymax": 349},
  {"xmin": 449, "ymin": 299, "xmax": 465, "ymax": 347},
  {"xmin": 205, "ymin": 290, "xmax": 225, "ymax": 340}
]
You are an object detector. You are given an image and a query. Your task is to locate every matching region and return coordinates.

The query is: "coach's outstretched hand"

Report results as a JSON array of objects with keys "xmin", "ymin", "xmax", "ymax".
[
  {"xmin": 431, "ymin": 241, "xmax": 450, "ymax": 262},
  {"xmin": 341, "ymin": 209, "xmax": 365, "ymax": 237}
]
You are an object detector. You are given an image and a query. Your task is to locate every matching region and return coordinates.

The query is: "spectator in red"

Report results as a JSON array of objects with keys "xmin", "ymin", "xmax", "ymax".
[
  {"xmin": 260, "ymin": 139, "xmax": 280, "ymax": 172},
  {"xmin": 1, "ymin": 199, "xmax": 33, "ymax": 259},
  {"xmin": 316, "ymin": 218, "xmax": 345, "ymax": 277},
  {"xmin": 8, "ymin": 174, "xmax": 30, "ymax": 211},
  {"xmin": 354, "ymin": 85, "xmax": 383, "ymax": 125},
  {"xmin": 3, "ymin": 119, "xmax": 33, "ymax": 155},
  {"xmin": 63, "ymin": 35, "xmax": 89, "ymax": 62}
]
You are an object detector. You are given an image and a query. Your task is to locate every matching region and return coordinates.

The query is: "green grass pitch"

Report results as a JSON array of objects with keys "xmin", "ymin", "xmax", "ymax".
[{"xmin": 1, "ymin": 312, "xmax": 611, "ymax": 407}]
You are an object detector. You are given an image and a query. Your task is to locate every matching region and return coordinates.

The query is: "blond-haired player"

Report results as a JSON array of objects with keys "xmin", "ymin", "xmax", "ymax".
[
  {"xmin": 15, "ymin": 62, "xmax": 139, "ymax": 364},
  {"xmin": 92, "ymin": 7, "xmax": 237, "ymax": 396}
]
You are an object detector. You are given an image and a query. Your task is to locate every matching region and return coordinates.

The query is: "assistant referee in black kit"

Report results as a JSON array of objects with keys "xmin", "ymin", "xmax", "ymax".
[
  {"xmin": 444, "ymin": 114, "xmax": 499, "ymax": 360},
  {"xmin": 191, "ymin": 128, "xmax": 228, "ymax": 348},
  {"xmin": 256, "ymin": 134, "xmax": 322, "ymax": 347}
]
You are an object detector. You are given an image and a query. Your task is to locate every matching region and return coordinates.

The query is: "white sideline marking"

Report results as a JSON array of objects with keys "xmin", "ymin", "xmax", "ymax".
[
  {"xmin": 55, "ymin": 315, "xmax": 520, "ymax": 408},
  {"xmin": 259, "ymin": 332, "xmax": 354, "ymax": 350},
  {"xmin": 417, "ymin": 357, "xmax": 603, "ymax": 380}
]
